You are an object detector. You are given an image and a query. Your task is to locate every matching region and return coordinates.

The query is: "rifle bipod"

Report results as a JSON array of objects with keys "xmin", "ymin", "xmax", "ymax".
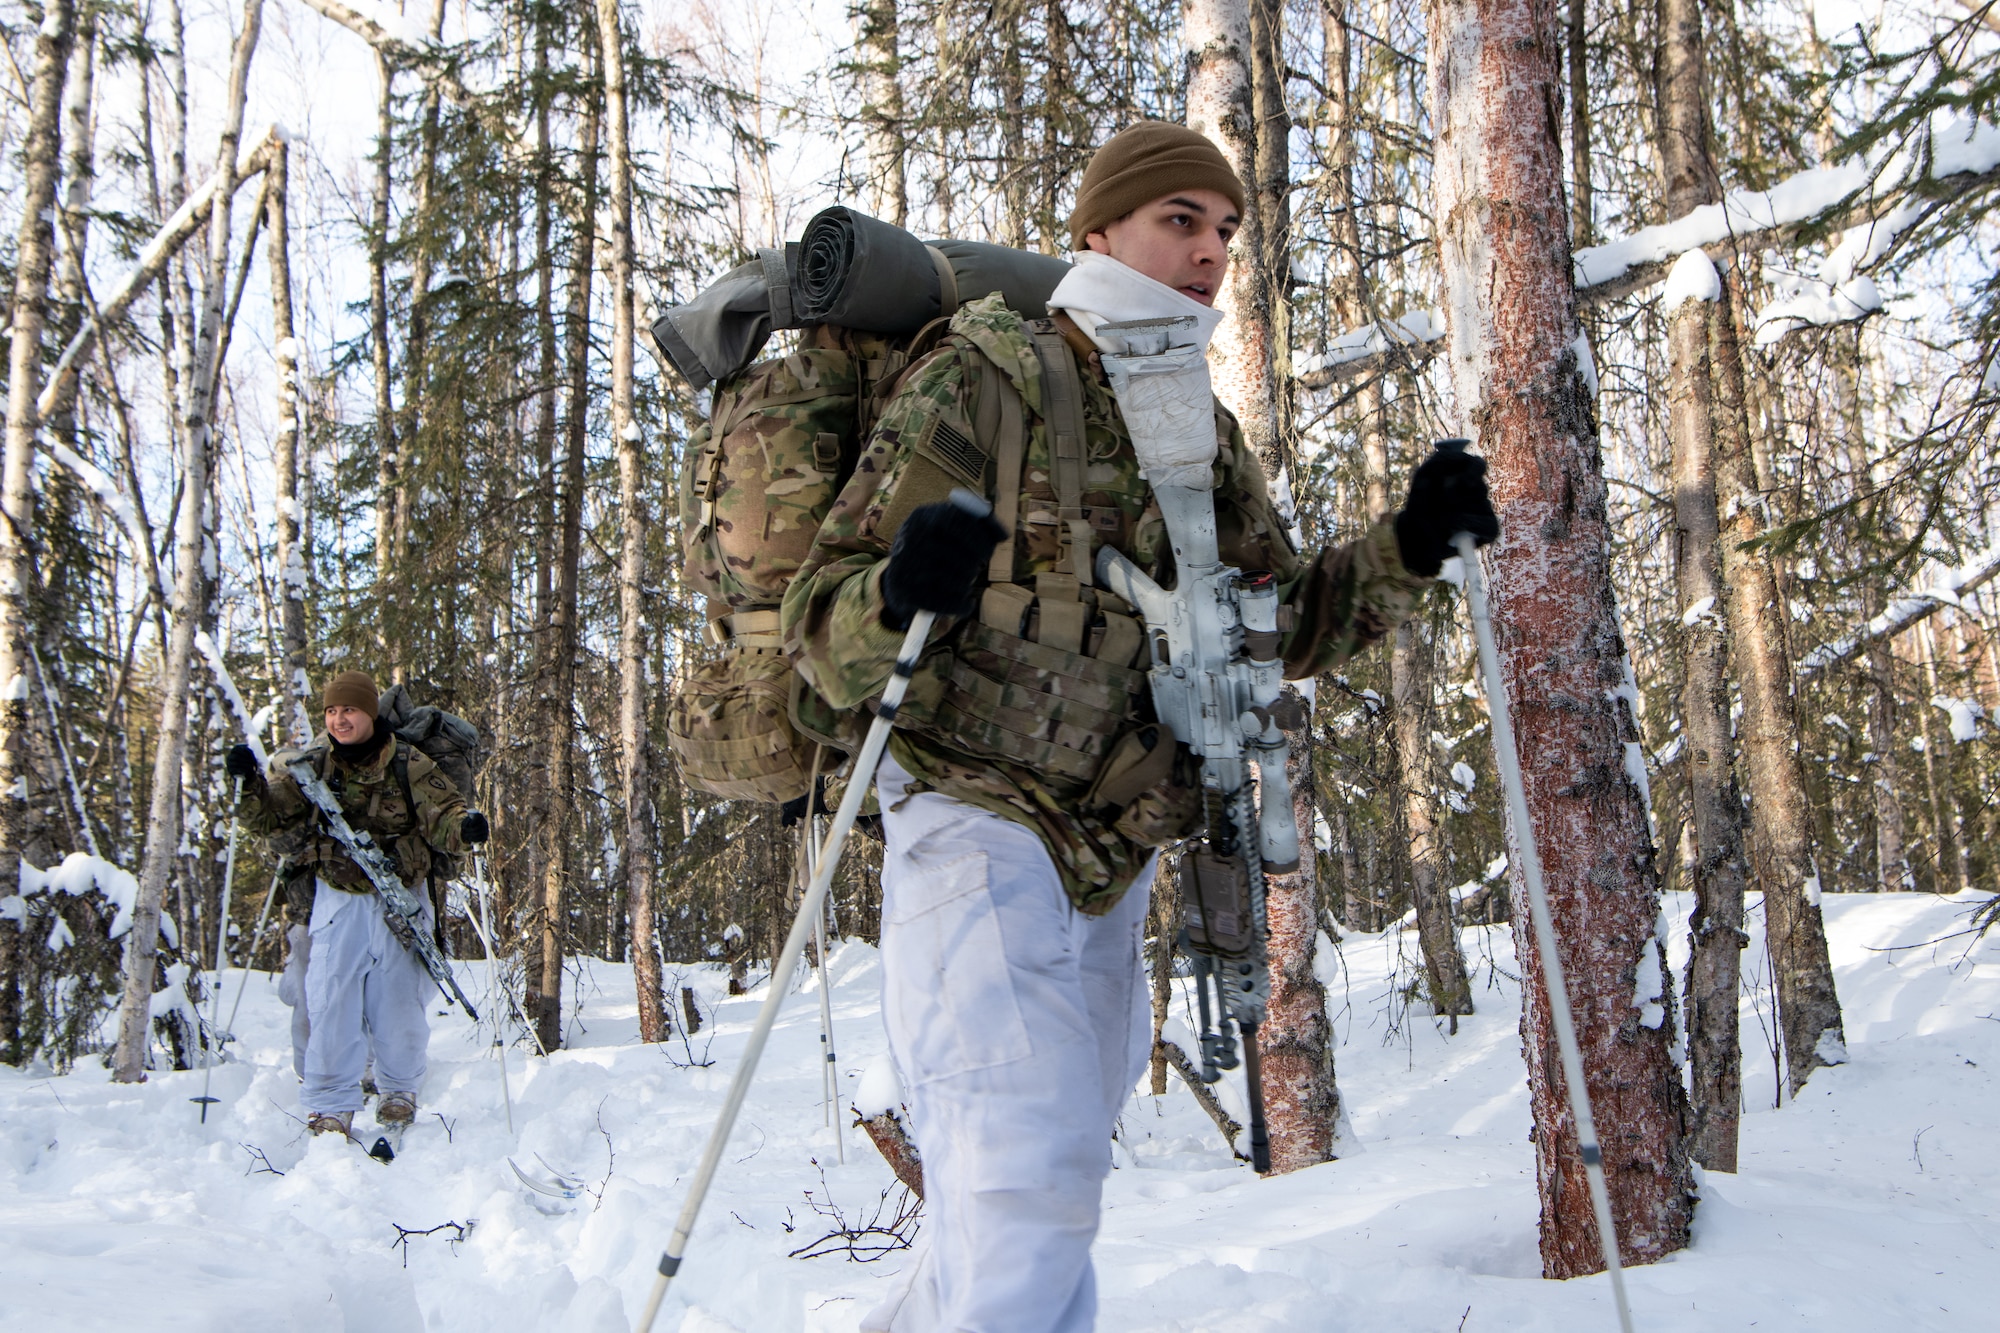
[{"xmin": 1178, "ymin": 933, "xmax": 1271, "ymax": 1174}]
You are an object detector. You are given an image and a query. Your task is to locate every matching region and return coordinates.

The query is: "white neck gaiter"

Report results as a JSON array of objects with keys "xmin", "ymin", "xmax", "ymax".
[{"xmin": 1047, "ymin": 251, "xmax": 1226, "ymax": 353}]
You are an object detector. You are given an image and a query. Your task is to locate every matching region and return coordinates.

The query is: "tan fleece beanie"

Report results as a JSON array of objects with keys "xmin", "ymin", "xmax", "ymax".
[
  {"xmin": 322, "ymin": 670, "xmax": 380, "ymax": 716},
  {"xmin": 1067, "ymin": 121, "xmax": 1247, "ymax": 250}
]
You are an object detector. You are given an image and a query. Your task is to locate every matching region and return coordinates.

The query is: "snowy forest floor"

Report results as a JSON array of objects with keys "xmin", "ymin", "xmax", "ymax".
[{"xmin": 2, "ymin": 889, "xmax": 1996, "ymax": 1333}]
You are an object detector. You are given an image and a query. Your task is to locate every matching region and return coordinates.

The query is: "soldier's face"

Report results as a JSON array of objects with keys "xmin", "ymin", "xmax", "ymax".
[
  {"xmin": 1084, "ymin": 189, "xmax": 1238, "ymax": 306},
  {"xmin": 325, "ymin": 705, "xmax": 375, "ymax": 745}
]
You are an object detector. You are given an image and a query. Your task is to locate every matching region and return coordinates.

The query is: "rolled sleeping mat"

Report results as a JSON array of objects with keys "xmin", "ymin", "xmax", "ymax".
[
  {"xmin": 795, "ymin": 206, "xmax": 1073, "ymax": 333},
  {"xmin": 650, "ymin": 247, "xmax": 796, "ymax": 392},
  {"xmin": 650, "ymin": 208, "xmax": 1074, "ymax": 389}
]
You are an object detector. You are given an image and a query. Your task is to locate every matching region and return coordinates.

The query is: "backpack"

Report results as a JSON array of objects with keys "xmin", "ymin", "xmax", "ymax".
[
  {"xmin": 667, "ymin": 324, "xmax": 926, "ymax": 804},
  {"xmin": 661, "ymin": 220, "xmax": 1072, "ymax": 808},
  {"xmin": 377, "ymin": 683, "xmax": 486, "ymax": 878}
]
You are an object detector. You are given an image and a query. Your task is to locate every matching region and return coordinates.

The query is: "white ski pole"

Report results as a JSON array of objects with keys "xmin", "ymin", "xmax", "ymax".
[
  {"xmin": 471, "ymin": 854, "xmax": 515, "ymax": 1135},
  {"xmin": 220, "ymin": 860, "xmax": 288, "ymax": 1043},
  {"xmin": 1455, "ymin": 513, "xmax": 1636, "ymax": 1333},
  {"xmin": 811, "ymin": 827, "xmax": 845, "ymax": 1164},
  {"xmin": 193, "ymin": 778, "xmax": 244, "ymax": 1123},
  {"xmin": 635, "ymin": 606, "xmax": 936, "ymax": 1333}
]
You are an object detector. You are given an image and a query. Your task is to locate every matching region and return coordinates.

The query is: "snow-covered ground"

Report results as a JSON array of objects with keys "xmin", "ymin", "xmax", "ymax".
[{"xmin": 2, "ymin": 889, "xmax": 1995, "ymax": 1332}]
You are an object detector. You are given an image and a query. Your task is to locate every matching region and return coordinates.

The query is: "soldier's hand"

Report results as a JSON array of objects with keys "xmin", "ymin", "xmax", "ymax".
[
  {"xmin": 879, "ymin": 499, "xmax": 1008, "ymax": 630},
  {"xmin": 460, "ymin": 811, "xmax": 490, "ymax": 846},
  {"xmin": 1394, "ymin": 446, "xmax": 1499, "ymax": 577},
  {"xmin": 225, "ymin": 744, "xmax": 262, "ymax": 783}
]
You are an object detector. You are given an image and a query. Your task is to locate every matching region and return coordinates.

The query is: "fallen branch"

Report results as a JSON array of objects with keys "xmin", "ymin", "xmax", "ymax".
[
  {"xmin": 1157, "ymin": 1039, "xmax": 1248, "ymax": 1160},
  {"xmin": 854, "ymin": 1105, "xmax": 924, "ymax": 1198}
]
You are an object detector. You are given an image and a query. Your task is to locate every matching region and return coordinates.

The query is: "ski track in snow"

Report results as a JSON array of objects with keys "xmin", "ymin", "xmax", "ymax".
[{"xmin": 2, "ymin": 892, "xmax": 1995, "ymax": 1331}]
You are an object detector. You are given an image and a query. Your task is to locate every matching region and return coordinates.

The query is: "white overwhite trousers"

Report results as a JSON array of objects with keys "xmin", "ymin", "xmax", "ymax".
[
  {"xmin": 299, "ymin": 878, "xmax": 431, "ymax": 1114},
  {"xmin": 863, "ymin": 759, "xmax": 1154, "ymax": 1333}
]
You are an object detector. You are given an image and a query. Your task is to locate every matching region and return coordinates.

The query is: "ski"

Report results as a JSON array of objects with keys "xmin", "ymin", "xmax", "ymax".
[{"xmin": 283, "ymin": 756, "xmax": 480, "ymax": 1019}]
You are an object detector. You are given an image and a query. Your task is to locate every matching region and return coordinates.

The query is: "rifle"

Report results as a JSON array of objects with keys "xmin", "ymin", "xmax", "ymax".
[
  {"xmin": 284, "ymin": 756, "xmax": 481, "ymax": 1020},
  {"xmin": 1092, "ymin": 316, "xmax": 1297, "ymax": 1174}
]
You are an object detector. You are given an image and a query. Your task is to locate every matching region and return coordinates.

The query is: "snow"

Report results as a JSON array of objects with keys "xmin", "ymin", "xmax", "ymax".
[
  {"xmin": 1570, "ymin": 332, "xmax": 1599, "ymax": 398},
  {"xmin": 1931, "ymin": 695, "xmax": 1982, "ymax": 743},
  {"xmin": 1800, "ymin": 542, "xmax": 2000, "ymax": 676},
  {"xmin": 1752, "ymin": 275, "xmax": 1882, "ymax": 347},
  {"xmin": 195, "ymin": 631, "xmax": 269, "ymax": 765},
  {"xmin": 1680, "ymin": 595, "xmax": 1718, "ymax": 627},
  {"xmin": 1293, "ymin": 309, "xmax": 1443, "ymax": 378},
  {"xmin": 0, "ymin": 673, "xmax": 26, "ymax": 702},
  {"xmin": 851, "ymin": 1052, "xmax": 902, "ymax": 1119},
  {"xmin": 5, "ymin": 897, "xmax": 2000, "ymax": 1331},
  {"xmin": 17, "ymin": 851, "xmax": 143, "ymax": 939},
  {"xmin": 1663, "ymin": 250, "xmax": 1722, "ymax": 307},
  {"xmin": 1450, "ymin": 761, "xmax": 1476, "ymax": 791}
]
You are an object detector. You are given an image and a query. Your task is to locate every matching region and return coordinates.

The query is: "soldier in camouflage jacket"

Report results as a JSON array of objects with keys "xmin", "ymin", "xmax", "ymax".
[
  {"xmin": 227, "ymin": 671, "xmax": 487, "ymax": 1138},
  {"xmin": 783, "ymin": 122, "xmax": 1496, "ymax": 1333}
]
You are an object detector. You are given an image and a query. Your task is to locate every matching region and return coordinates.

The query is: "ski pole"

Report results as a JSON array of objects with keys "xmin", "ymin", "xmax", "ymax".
[
  {"xmin": 810, "ymin": 826, "xmax": 845, "ymax": 1163},
  {"xmin": 635, "ymin": 605, "xmax": 938, "ymax": 1333},
  {"xmin": 193, "ymin": 777, "xmax": 244, "ymax": 1123},
  {"xmin": 220, "ymin": 859, "xmax": 289, "ymax": 1045},
  {"xmin": 1450, "ymin": 453, "xmax": 1635, "ymax": 1333},
  {"xmin": 470, "ymin": 853, "xmax": 515, "ymax": 1135}
]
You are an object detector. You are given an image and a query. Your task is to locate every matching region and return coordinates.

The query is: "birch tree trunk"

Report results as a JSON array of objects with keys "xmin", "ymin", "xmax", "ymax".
[
  {"xmin": 535, "ymin": 53, "xmax": 601, "ymax": 1055},
  {"xmin": 1189, "ymin": 0, "xmax": 1340, "ymax": 1174},
  {"xmin": 370, "ymin": 51, "xmax": 401, "ymax": 673},
  {"xmin": 1427, "ymin": 0, "xmax": 1692, "ymax": 1272},
  {"xmin": 1656, "ymin": 0, "xmax": 1747, "ymax": 1173},
  {"xmin": 857, "ymin": 0, "xmax": 907, "ymax": 226},
  {"xmin": 597, "ymin": 0, "xmax": 667, "ymax": 1044},
  {"xmin": 1665, "ymin": 266, "xmax": 1749, "ymax": 1173},
  {"xmin": 0, "ymin": 0, "xmax": 75, "ymax": 1068},
  {"xmin": 268, "ymin": 142, "xmax": 311, "ymax": 744},
  {"xmin": 114, "ymin": 0, "xmax": 264, "ymax": 1084}
]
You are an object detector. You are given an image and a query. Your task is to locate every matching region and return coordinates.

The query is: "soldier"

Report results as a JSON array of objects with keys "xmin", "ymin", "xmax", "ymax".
[
  {"xmin": 225, "ymin": 671, "xmax": 488, "ymax": 1138},
  {"xmin": 783, "ymin": 120, "xmax": 1496, "ymax": 1331}
]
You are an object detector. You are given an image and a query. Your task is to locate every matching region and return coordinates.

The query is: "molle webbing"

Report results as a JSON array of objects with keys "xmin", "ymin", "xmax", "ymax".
[
  {"xmin": 919, "ymin": 621, "xmax": 1150, "ymax": 787},
  {"xmin": 1028, "ymin": 325, "xmax": 1094, "ymax": 586}
]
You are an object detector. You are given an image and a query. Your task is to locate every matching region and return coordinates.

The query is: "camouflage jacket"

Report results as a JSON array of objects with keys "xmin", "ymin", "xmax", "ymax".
[
  {"xmin": 239, "ymin": 730, "xmax": 470, "ymax": 890},
  {"xmin": 782, "ymin": 295, "xmax": 1430, "ymax": 912}
]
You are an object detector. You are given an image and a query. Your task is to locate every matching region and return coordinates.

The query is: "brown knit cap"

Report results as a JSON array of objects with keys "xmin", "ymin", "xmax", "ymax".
[
  {"xmin": 322, "ymin": 670, "xmax": 379, "ymax": 717},
  {"xmin": 1068, "ymin": 120, "xmax": 1247, "ymax": 250}
]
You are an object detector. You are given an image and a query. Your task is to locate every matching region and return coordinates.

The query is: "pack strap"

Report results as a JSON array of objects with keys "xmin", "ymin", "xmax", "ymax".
[
  {"xmin": 758, "ymin": 247, "xmax": 795, "ymax": 329},
  {"xmin": 1027, "ymin": 325, "xmax": 1093, "ymax": 586},
  {"xmin": 707, "ymin": 608, "xmax": 786, "ymax": 649},
  {"xmin": 924, "ymin": 246, "xmax": 960, "ymax": 320}
]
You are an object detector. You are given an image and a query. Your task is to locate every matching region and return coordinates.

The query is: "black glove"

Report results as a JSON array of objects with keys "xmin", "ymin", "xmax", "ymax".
[
  {"xmin": 779, "ymin": 780, "xmax": 830, "ymax": 828},
  {"xmin": 225, "ymin": 744, "xmax": 262, "ymax": 783},
  {"xmin": 878, "ymin": 496, "xmax": 1008, "ymax": 631},
  {"xmin": 1394, "ymin": 441, "xmax": 1500, "ymax": 577},
  {"xmin": 460, "ymin": 811, "xmax": 490, "ymax": 846}
]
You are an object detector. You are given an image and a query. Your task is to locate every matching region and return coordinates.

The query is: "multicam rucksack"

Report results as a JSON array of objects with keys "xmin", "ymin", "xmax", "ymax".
[
  {"xmin": 378, "ymin": 683, "xmax": 485, "ymax": 879},
  {"xmin": 667, "ymin": 324, "xmax": 921, "ymax": 804}
]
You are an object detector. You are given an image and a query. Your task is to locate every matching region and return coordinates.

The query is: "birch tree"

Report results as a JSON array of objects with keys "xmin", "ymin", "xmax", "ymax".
[
  {"xmin": 114, "ymin": 0, "xmax": 265, "ymax": 1084},
  {"xmin": 1427, "ymin": 0, "xmax": 1693, "ymax": 1272}
]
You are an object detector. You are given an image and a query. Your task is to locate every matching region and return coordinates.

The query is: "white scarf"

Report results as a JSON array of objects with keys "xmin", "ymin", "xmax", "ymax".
[{"xmin": 1047, "ymin": 251, "xmax": 1225, "ymax": 353}]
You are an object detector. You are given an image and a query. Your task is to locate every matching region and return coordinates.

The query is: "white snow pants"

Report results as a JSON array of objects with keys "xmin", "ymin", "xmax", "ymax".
[
  {"xmin": 863, "ymin": 759, "xmax": 1154, "ymax": 1333},
  {"xmin": 300, "ymin": 879, "xmax": 431, "ymax": 1115}
]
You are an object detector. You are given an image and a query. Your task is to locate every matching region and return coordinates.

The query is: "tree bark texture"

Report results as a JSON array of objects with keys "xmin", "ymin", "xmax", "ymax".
[
  {"xmin": 115, "ymin": 0, "xmax": 264, "ymax": 1084},
  {"xmin": 0, "ymin": 0, "xmax": 75, "ymax": 1068},
  {"xmin": 267, "ymin": 143, "xmax": 311, "ymax": 744},
  {"xmin": 597, "ymin": 0, "xmax": 667, "ymax": 1044},
  {"xmin": 1427, "ymin": 0, "xmax": 1693, "ymax": 1273},
  {"xmin": 858, "ymin": 1107, "xmax": 925, "ymax": 1197},
  {"xmin": 857, "ymin": 0, "xmax": 907, "ymax": 227},
  {"xmin": 1259, "ymin": 689, "xmax": 1341, "ymax": 1172},
  {"xmin": 1393, "ymin": 618, "xmax": 1474, "ymax": 1019},
  {"xmin": 1710, "ymin": 269, "xmax": 1849, "ymax": 1092},
  {"xmin": 1566, "ymin": 0, "xmax": 1591, "ymax": 244},
  {"xmin": 1665, "ymin": 283, "xmax": 1748, "ymax": 1173},
  {"xmin": 535, "ymin": 57, "xmax": 601, "ymax": 1055},
  {"xmin": 1654, "ymin": 0, "xmax": 1746, "ymax": 1172}
]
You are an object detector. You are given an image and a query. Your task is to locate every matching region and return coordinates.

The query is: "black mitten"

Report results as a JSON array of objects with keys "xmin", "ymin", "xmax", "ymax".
[
  {"xmin": 1394, "ymin": 443, "xmax": 1500, "ymax": 577},
  {"xmin": 225, "ymin": 743, "xmax": 262, "ymax": 783},
  {"xmin": 879, "ymin": 498, "xmax": 1008, "ymax": 630},
  {"xmin": 460, "ymin": 811, "xmax": 490, "ymax": 846}
]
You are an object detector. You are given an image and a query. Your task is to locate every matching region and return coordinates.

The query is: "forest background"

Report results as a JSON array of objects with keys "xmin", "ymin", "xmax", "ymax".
[{"xmin": 0, "ymin": 0, "xmax": 1996, "ymax": 1263}]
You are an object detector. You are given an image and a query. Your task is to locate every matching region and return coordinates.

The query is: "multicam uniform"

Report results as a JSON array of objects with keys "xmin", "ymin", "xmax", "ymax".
[
  {"xmin": 240, "ymin": 731, "xmax": 470, "ymax": 1117},
  {"xmin": 782, "ymin": 296, "xmax": 1430, "ymax": 1332}
]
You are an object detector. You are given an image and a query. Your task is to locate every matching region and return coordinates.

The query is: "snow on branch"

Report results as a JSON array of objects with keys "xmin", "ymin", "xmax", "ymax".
[
  {"xmin": 38, "ymin": 128, "xmax": 283, "ymax": 420},
  {"xmin": 195, "ymin": 631, "xmax": 269, "ymax": 767},
  {"xmin": 1297, "ymin": 116, "xmax": 2000, "ymax": 391},
  {"xmin": 1798, "ymin": 541, "xmax": 2000, "ymax": 679}
]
